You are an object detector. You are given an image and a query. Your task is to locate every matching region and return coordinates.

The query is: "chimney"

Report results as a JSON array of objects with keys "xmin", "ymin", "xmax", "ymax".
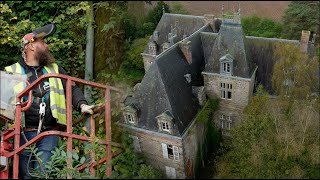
[
  {"xmin": 300, "ymin": 30, "xmax": 310, "ymax": 53},
  {"xmin": 179, "ymin": 40, "xmax": 192, "ymax": 64},
  {"xmin": 204, "ymin": 14, "xmax": 215, "ymax": 30}
]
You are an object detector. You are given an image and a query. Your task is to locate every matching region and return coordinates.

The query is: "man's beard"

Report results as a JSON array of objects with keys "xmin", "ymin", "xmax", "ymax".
[{"xmin": 35, "ymin": 48, "xmax": 55, "ymax": 66}]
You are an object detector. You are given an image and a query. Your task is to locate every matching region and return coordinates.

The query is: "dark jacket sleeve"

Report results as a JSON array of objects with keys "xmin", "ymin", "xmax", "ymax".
[{"xmin": 58, "ymin": 66, "xmax": 88, "ymax": 112}]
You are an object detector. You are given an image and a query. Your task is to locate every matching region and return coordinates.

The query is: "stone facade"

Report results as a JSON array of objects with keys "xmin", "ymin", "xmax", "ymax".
[
  {"xmin": 203, "ymin": 68, "xmax": 257, "ymax": 135},
  {"xmin": 118, "ymin": 119, "xmax": 205, "ymax": 179}
]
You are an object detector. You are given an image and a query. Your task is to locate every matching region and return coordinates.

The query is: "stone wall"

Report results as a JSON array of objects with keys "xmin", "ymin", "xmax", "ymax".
[
  {"xmin": 181, "ymin": 120, "xmax": 206, "ymax": 179},
  {"xmin": 203, "ymin": 73, "xmax": 254, "ymax": 109},
  {"xmin": 119, "ymin": 118, "xmax": 206, "ymax": 179},
  {"xmin": 122, "ymin": 125, "xmax": 185, "ymax": 179}
]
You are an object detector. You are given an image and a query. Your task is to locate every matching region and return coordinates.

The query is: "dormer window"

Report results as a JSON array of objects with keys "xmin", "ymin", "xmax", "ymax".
[
  {"xmin": 219, "ymin": 54, "xmax": 234, "ymax": 75},
  {"xmin": 122, "ymin": 105, "xmax": 138, "ymax": 126},
  {"xmin": 161, "ymin": 121, "xmax": 170, "ymax": 132},
  {"xmin": 126, "ymin": 113, "xmax": 135, "ymax": 124},
  {"xmin": 156, "ymin": 110, "xmax": 174, "ymax": 134},
  {"xmin": 149, "ymin": 42, "xmax": 157, "ymax": 55},
  {"xmin": 222, "ymin": 62, "xmax": 231, "ymax": 73},
  {"xmin": 162, "ymin": 42, "xmax": 170, "ymax": 52}
]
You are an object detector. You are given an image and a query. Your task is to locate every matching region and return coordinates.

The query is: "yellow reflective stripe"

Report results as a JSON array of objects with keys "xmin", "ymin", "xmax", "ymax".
[{"xmin": 44, "ymin": 63, "xmax": 66, "ymax": 125}]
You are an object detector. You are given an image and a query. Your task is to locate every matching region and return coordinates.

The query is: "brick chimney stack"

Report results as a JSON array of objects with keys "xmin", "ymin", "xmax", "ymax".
[{"xmin": 179, "ymin": 40, "xmax": 192, "ymax": 64}]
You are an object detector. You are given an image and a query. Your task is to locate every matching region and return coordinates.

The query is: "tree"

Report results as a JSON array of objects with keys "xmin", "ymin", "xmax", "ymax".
[
  {"xmin": 282, "ymin": 1, "xmax": 320, "ymax": 42},
  {"xmin": 146, "ymin": 1, "xmax": 170, "ymax": 26},
  {"xmin": 214, "ymin": 85, "xmax": 320, "ymax": 179},
  {"xmin": 271, "ymin": 42, "xmax": 319, "ymax": 99},
  {"xmin": 241, "ymin": 15, "xmax": 283, "ymax": 38}
]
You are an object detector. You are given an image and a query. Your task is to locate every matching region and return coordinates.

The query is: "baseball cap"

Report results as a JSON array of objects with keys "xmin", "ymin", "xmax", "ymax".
[{"xmin": 22, "ymin": 24, "xmax": 56, "ymax": 47}]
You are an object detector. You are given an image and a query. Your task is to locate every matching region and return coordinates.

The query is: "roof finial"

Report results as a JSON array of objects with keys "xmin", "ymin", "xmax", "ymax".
[{"xmin": 163, "ymin": 5, "xmax": 165, "ymax": 15}]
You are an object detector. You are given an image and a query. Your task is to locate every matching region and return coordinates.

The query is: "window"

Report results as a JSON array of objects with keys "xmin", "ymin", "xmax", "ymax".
[
  {"xmin": 126, "ymin": 113, "xmax": 135, "ymax": 123},
  {"xmin": 219, "ymin": 114, "xmax": 232, "ymax": 130},
  {"xmin": 220, "ymin": 82, "xmax": 232, "ymax": 100},
  {"xmin": 162, "ymin": 143, "xmax": 179, "ymax": 160},
  {"xmin": 149, "ymin": 43, "xmax": 156, "ymax": 55},
  {"xmin": 162, "ymin": 122, "xmax": 170, "ymax": 132},
  {"xmin": 162, "ymin": 43, "xmax": 170, "ymax": 52},
  {"xmin": 219, "ymin": 54, "xmax": 234, "ymax": 75},
  {"xmin": 222, "ymin": 62, "xmax": 231, "ymax": 73}
]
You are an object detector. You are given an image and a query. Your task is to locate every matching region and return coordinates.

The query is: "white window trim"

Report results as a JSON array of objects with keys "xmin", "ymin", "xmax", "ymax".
[
  {"xmin": 126, "ymin": 113, "xmax": 135, "ymax": 124},
  {"xmin": 219, "ymin": 114, "xmax": 232, "ymax": 130},
  {"xmin": 161, "ymin": 121, "xmax": 170, "ymax": 132},
  {"xmin": 161, "ymin": 143, "xmax": 179, "ymax": 161}
]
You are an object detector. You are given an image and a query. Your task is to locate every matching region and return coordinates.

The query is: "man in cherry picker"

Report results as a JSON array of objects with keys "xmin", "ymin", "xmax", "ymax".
[{"xmin": 3, "ymin": 24, "xmax": 95, "ymax": 178}]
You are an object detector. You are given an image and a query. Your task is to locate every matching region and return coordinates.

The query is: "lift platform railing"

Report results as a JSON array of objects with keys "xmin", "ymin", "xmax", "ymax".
[{"xmin": 0, "ymin": 73, "xmax": 123, "ymax": 179}]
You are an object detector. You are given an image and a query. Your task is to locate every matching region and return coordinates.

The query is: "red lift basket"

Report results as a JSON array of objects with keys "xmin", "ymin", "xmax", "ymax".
[{"xmin": 0, "ymin": 72, "xmax": 123, "ymax": 179}]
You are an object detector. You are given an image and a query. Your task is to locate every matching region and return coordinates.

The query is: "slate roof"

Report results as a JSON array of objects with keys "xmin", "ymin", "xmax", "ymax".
[
  {"xmin": 143, "ymin": 13, "xmax": 209, "ymax": 55},
  {"xmin": 125, "ymin": 24, "xmax": 213, "ymax": 136},
  {"xmin": 124, "ymin": 12, "xmax": 317, "ymax": 136},
  {"xmin": 204, "ymin": 18, "xmax": 254, "ymax": 78}
]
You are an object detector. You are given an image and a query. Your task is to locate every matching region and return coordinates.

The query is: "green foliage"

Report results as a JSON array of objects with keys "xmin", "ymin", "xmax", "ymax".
[
  {"xmin": 282, "ymin": 1, "xmax": 320, "ymax": 41},
  {"xmin": 110, "ymin": 131, "xmax": 164, "ymax": 179},
  {"xmin": 0, "ymin": 1, "xmax": 88, "ymax": 78},
  {"xmin": 195, "ymin": 99, "xmax": 220, "ymax": 124},
  {"xmin": 29, "ymin": 141, "xmax": 95, "ymax": 179},
  {"xmin": 214, "ymin": 85, "xmax": 320, "ymax": 179},
  {"xmin": 146, "ymin": 1, "xmax": 170, "ymax": 26},
  {"xmin": 103, "ymin": 36, "xmax": 149, "ymax": 87},
  {"xmin": 241, "ymin": 15, "xmax": 283, "ymax": 38},
  {"xmin": 272, "ymin": 42, "xmax": 319, "ymax": 99},
  {"xmin": 170, "ymin": 2, "xmax": 189, "ymax": 15}
]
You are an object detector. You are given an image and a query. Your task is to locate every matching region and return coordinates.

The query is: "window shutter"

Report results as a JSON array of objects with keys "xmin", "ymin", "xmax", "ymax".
[
  {"xmin": 162, "ymin": 143, "xmax": 168, "ymax": 159},
  {"xmin": 173, "ymin": 146, "xmax": 179, "ymax": 160}
]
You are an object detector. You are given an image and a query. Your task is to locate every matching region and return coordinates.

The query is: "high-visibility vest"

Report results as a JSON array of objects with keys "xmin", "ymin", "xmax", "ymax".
[{"xmin": 5, "ymin": 62, "xmax": 67, "ymax": 126}]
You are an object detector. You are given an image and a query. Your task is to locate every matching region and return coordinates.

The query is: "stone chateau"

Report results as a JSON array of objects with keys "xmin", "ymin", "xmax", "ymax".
[{"xmin": 117, "ymin": 9, "xmax": 317, "ymax": 179}]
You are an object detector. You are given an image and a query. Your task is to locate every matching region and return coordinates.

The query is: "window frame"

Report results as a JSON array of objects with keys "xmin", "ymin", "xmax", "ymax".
[{"xmin": 220, "ymin": 82, "xmax": 232, "ymax": 100}]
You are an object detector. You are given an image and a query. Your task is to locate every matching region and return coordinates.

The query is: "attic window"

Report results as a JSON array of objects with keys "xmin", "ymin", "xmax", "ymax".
[
  {"xmin": 162, "ymin": 42, "xmax": 170, "ymax": 52},
  {"xmin": 122, "ymin": 105, "xmax": 138, "ymax": 126},
  {"xmin": 222, "ymin": 62, "xmax": 231, "ymax": 73},
  {"xmin": 126, "ymin": 114, "xmax": 135, "ymax": 123},
  {"xmin": 219, "ymin": 54, "xmax": 234, "ymax": 75},
  {"xmin": 125, "ymin": 113, "xmax": 136, "ymax": 124},
  {"xmin": 149, "ymin": 42, "xmax": 156, "ymax": 55},
  {"xmin": 162, "ymin": 122, "xmax": 170, "ymax": 132},
  {"xmin": 156, "ymin": 111, "xmax": 174, "ymax": 134}
]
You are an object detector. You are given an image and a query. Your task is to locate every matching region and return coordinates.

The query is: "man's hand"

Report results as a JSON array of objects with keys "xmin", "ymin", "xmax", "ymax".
[{"xmin": 80, "ymin": 104, "xmax": 95, "ymax": 115}]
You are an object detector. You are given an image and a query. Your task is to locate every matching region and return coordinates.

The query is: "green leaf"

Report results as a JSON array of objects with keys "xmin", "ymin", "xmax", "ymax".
[
  {"xmin": 80, "ymin": 156, "xmax": 86, "ymax": 164},
  {"xmin": 72, "ymin": 151, "xmax": 79, "ymax": 161}
]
